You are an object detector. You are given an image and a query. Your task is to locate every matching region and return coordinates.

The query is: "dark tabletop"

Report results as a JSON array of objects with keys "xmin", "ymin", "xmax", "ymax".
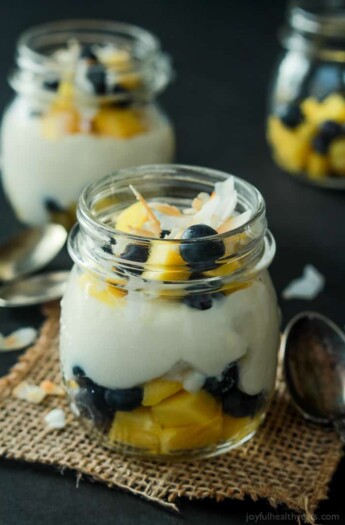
[{"xmin": 0, "ymin": 0, "xmax": 345, "ymax": 524}]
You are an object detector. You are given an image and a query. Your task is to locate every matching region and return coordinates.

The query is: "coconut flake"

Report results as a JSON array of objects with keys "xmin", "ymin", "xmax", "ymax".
[
  {"xmin": 44, "ymin": 408, "xmax": 66, "ymax": 430},
  {"xmin": 40, "ymin": 380, "xmax": 65, "ymax": 397},
  {"xmin": 13, "ymin": 381, "xmax": 47, "ymax": 404},
  {"xmin": 0, "ymin": 327, "xmax": 37, "ymax": 352},
  {"xmin": 282, "ymin": 265, "xmax": 325, "ymax": 300},
  {"xmin": 183, "ymin": 371, "xmax": 206, "ymax": 392}
]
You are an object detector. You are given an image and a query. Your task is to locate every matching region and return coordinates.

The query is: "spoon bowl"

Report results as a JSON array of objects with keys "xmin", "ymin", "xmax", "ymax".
[
  {"xmin": 283, "ymin": 311, "xmax": 345, "ymax": 440},
  {"xmin": 0, "ymin": 225, "xmax": 67, "ymax": 282},
  {"xmin": 0, "ymin": 271, "xmax": 70, "ymax": 307}
]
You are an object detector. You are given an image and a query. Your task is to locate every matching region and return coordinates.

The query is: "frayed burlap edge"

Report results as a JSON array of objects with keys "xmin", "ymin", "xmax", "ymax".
[{"xmin": 0, "ymin": 304, "xmax": 342, "ymax": 520}]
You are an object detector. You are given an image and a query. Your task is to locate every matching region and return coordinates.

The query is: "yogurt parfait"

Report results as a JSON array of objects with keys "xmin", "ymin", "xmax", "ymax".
[
  {"xmin": 60, "ymin": 165, "xmax": 280, "ymax": 458},
  {"xmin": 1, "ymin": 21, "xmax": 174, "ymax": 226}
]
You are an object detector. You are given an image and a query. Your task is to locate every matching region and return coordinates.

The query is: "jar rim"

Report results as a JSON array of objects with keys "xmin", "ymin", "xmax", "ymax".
[
  {"xmin": 11, "ymin": 19, "xmax": 172, "ymax": 102},
  {"xmin": 68, "ymin": 164, "xmax": 275, "ymax": 290},
  {"xmin": 288, "ymin": 0, "xmax": 345, "ymax": 39},
  {"xmin": 17, "ymin": 19, "xmax": 160, "ymax": 69},
  {"xmin": 78, "ymin": 164, "xmax": 266, "ymax": 244}
]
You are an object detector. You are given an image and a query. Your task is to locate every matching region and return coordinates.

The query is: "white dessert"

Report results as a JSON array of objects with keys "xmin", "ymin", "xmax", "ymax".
[
  {"xmin": 60, "ymin": 266, "xmax": 280, "ymax": 395},
  {"xmin": 1, "ymin": 100, "xmax": 174, "ymax": 225}
]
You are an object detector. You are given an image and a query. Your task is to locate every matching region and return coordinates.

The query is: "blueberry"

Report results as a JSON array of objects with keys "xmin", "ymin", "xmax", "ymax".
[
  {"xmin": 180, "ymin": 224, "xmax": 225, "ymax": 268},
  {"xmin": 183, "ymin": 293, "xmax": 213, "ymax": 310},
  {"xmin": 80, "ymin": 44, "xmax": 98, "ymax": 61},
  {"xmin": 160, "ymin": 229, "xmax": 171, "ymax": 239},
  {"xmin": 312, "ymin": 133, "xmax": 329, "ymax": 154},
  {"xmin": 104, "ymin": 387, "xmax": 143, "ymax": 411},
  {"xmin": 278, "ymin": 104, "xmax": 304, "ymax": 128},
  {"xmin": 222, "ymin": 388, "xmax": 265, "ymax": 418},
  {"xmin": 43, "ymin": 78, "xmax": 60, "ymax": 91},
  {"xmin": 72, "ymin": 366, "xmax": 86, "ymax": 378},
  {"xmin": 45, "ymin": 198, "xmax": 64, "ymax": 213},
  {"xmin": 86, "ymin": 64, "xmax": 107, "ymax": 95},
  {"xmin": 120, "ymin": 243, "xmax": 149, "ymax": 275},
  {"xmin": 320, "ymin": 120, "xmax": 342, "ymax": 140},
  {"xmin": 102, "ymin": 237, "xmax": 116, "ymax": 255},
  {"xmin": 204, "ymin": 362, "xmax": 238, "ymax": 397}
]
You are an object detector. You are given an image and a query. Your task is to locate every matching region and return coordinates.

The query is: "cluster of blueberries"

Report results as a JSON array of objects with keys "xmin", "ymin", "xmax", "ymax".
[
  {"xmin": 42, "ymin": 43, "xmax": 131, "ymax": 104},
  {"xmin": 278, "ymin": 103, "xmax": 344, "ymax": 156},
  {"xmin": 72, "ymin": 362, "xmax": 264, "ymax": 427},
  {"xmin": 103, "ymin": 223, "xmax": 227, "ymax": 311}
]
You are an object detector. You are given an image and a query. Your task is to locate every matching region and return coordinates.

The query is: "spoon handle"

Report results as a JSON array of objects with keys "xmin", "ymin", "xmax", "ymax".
[{"xmin": 333, "ymin": 418, "xmax": 345, "ymax": 443}]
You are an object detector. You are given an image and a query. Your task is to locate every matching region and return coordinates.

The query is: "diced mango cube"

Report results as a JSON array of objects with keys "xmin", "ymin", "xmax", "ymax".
[
  {"xmin": 306, "ymin": 152, "xmax": 330, "ymax": 179},
  {"xmin": 143, "ymin": 243, "xmax": 190, "ymax": 281},
  {"xmin": 115, "ymin": 201, "xmax": 148, "ymax": 233},
  {"xmin": 303, "ymin": 94, "xmax": 345, "ymax": 124},
  {"xmin": 329, "ymin": 137, "xmax": 345, "ymax": 175},
  {"xmin": 142, "ymin": 379, "xmax": 183, "ymax": 406},
  {"xmin": 41, "ymin": 108, "xmax": 80, "ymax": 139},
  {"xmin": 92, "ymin": 107, "xmax": 147, "ymax": 138},
  {"xmin": 109, "ymin": 407, "xmax": 160, "ymax": 452},
  {"xmin": 268, "ymin": 116, "xmax": 315, "ymax": 172},
  {"xmin": 160, "ymin": 414, "xmax": 223, "ymax": 453},
  {"xmin": 151, "ymin": 390, "xmax": 220, "ymax": 427},
  {"xmin": 79, "ymin": 273, "xmax": 126, "ymax": 306}
]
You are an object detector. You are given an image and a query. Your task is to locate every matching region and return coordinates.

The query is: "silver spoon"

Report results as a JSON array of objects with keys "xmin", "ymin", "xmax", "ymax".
[
  {"xmin": 0, "ymin": 224, "xmax": 67, "ymax": 282},
  {"xmin": 0, "ymin": 270, "xmax": 70, "ymax": 307},
  {"xmin": 283, "ymin": 311, "xmax": 345, "ymax": 442}
]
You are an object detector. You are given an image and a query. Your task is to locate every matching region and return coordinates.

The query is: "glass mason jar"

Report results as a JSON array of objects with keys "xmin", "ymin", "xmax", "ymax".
[
  {"xmin": 60, "ymin": 164, "xmax": 281, "ymax": 459},
  {"xmin": 0, "ymin": 20, "xmax": 174, "ymax": 227},
  {"xmin": 267, "ymin": 0, "xmax": 345, "ymax": 189}
]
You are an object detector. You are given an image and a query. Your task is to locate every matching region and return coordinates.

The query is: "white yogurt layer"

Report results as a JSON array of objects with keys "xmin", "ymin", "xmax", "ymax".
[
  {"xmin": 1, "ymin": 100, "xmax": 174, "ymax": 225},
  {"xmin": 60, "ymin": 267, "xmax": 280, "ymax": 395}
]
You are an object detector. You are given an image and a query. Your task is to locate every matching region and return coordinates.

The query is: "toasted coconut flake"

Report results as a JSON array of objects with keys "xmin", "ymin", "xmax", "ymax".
[
  {"xmin": 44, "ymin": 408, "xmax": 66, "ymax": 430},
  {"xmin": 151, "ymin": 203, "xmax": 182, "ymax": 216},
  {"xmin": 40, "ymin": 380, "xmax": 65, "ymax": 397},
  {"xmin": 126, "ymin": 225, "xmax": 157, "ymax": 238},
  {"xmin": 192, "ymin": 192, "xmax": 210, "ymax": 211},
  {"xmin": 129, "ymin": 185, "xmax": 161, "ymax": 235},
  {"xmin": 217, "ymin": 210, "xmax": 252, "ymax": 234},
  {"xmin": 0, "ymin": 327, "xmax": 37, "ymax": 352},
  {"xmin": 282, "ymin": 265, "xmax": 325, "ymax": 300},
  {"xmin": 13, "ymin": 381, "xmax": 46, "ymax": 404}
]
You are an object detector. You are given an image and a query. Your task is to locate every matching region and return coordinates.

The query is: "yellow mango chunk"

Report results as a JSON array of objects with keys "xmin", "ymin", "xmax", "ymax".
[
  {"xmin": 115, "ymin": 201, "xmax": 149, "ymax": 233},
  {"xmin": 79, "ymin": 273, "xmax": 126, "ymax": 306},
  {"xmin": 119, "ymin": 72, "xmax": 142, "ymax": 90},
  {"xmin": 306, "ymin": 152, "xmax": 330, "ymax": 179},
  {"xmin": 267, "ymin": 116, "xmax": 314, "ymax": 172},
  {"xmin": 303, "ymin": 94, "xmax": 345, "ymax": 125},
  {"xmin": 142, "ymin": 379, "xmax": 183, "ymax": 407},
  {"xmin": 109, "ymin": 407, "xmax": 160, "ymax": 452},
  {"xmin": 329, "ymin": 137, "xmax": 345, "ymax": 175},
  {"xmin": 152, "ymin": 390, "xmax": 220, "ymax": 427},
  {"xmin": 143, "ymin": 243, "xmax": 190, "ymax": 281},
  {"xmin": 41, "ymin": 108, "xmax": 80, "ymax": 139},
  {"xmin": 222, "ymin": 414, "xmax": 262, "ymax": 442},
  {"xmin": 92, "ymin": 107, "xmax": 147, "ymax": 138},
  {"xmin": 160, "ymin": 414, "xmax": 223, "ymax": 453}
]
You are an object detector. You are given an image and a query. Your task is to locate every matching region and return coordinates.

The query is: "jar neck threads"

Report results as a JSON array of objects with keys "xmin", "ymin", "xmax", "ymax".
[
  {"xmin": 10, "ymin": 20, "xmax": 172, "ymax": 104},
  {"xmin": 68, "ymin": 165, "xmax": 275, "ymax": 293}
]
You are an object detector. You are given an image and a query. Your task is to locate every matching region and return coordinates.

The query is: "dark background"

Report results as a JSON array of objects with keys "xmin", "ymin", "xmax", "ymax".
[{"xmin": 0, "ymin": 0, "xmax": 344, "ymax": 523}]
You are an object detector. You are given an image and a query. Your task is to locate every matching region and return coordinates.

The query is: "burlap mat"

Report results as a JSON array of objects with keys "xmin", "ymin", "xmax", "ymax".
[{"xmin": 0, "ymin": 302, "xmax": 342, "ymax": 519}]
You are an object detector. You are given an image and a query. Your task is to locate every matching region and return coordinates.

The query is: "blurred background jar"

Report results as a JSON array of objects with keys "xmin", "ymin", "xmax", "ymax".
[
  {"xmin": 267, "ymin": 0, "xmax": 345, "ymax": 188},
  {"xmin": 0, "ymin": 20, "xmax": 175, "ymax": 227}
]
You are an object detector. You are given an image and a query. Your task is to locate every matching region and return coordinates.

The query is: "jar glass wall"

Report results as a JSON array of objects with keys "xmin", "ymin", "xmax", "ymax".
[
  {"xmin": 0, "ymin": 20, "xmax": 175, "ymax": 226},
  {"xmin": 60, "ymin": 165, "xmax": 281, "ymax": 459},
  {"xmin": 267, "ymin": 0, "xmax": 345, "ymax": 188}
]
